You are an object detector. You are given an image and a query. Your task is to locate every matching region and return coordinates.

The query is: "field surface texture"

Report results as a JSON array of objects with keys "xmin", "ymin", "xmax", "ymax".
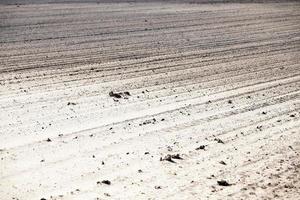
[{"xmin": 0, "ymin": 0, "xmax": 300, "ymax": 200}]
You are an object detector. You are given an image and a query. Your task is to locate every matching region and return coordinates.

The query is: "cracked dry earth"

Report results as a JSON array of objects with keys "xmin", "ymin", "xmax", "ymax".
[{"xmin": 0, "ymin": 1, "xmax": 300, "ymax": 200}]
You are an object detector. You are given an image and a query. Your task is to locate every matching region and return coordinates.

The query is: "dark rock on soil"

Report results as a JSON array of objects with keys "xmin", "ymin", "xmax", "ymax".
[
  {"xmin": 160, "ymin": 155, "xmax": 175, "ymax": 163},
  {"xmin": 109, "ymin": 91, "xmax": 122, "ymax": 98},
  {"xmin": 102, "ymin": 180, "xmax": 111, "ymax": 185},
  {"xmin": 109, "ymin": 91, "xmax": 131, "ymax": 99},
  {"xmin": 141, "ymin": 118, "xmax": 156, "ymax": 126},
  {"xmin": 160, "ymin": 154, "xmax": 183, "ymax": 163},
  {"xmin": 219, "ymin": 161, "xmax": 227, "ymax": 165},
  {"xmin": 214, "ymin": 138, "xmax": 224, "ymax": 144},
  {"xmin": 97, "ymin": 180, "xmax": 111, "ymax": 185},
  {"xmin": 171, "ymin": 154, "xmax": 183, "ymax": 159},
  {"xmin": 124, "ymin": 91, "xmax": 131, "ymax": 96},
  {"xmin": 217, "ymin": 180, "xmax": 231, "ymax": 186},
  {"xmin": 196, "ymin": 145, "xmax": 206, "ymax": 150}
]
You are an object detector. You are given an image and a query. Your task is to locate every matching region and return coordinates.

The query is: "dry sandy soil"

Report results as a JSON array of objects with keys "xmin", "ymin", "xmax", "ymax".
[{"xmin": 0, "ymin": 1, "xmax": 300, "ymax": 200}]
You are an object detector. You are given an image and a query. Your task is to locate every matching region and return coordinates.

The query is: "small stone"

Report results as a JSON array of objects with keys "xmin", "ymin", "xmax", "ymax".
[
  {"xmin": 217, "ymin": 180, "xmax": 231, "ymax": 186},
  {"xmin": 160, "ymin": 155, "xmax": 174, "ymax": 163},
  {"xmin": 196, "ymin": 145, "xmax": 206, "ymax": 150},
  {"xmin": 104, "ymin": 193, "xmax": 111, "ymax": 197},
  {"xmin": 214, "ymin": 138, "xmax": 224, "ymax": 144},
  {"xmin": 171, "ymin": 154, "xmax": 183, "ymax": 160},
  {"xmin": 109, "ymin": 91, "xmax": 122, "ymax": 98},
  {"xmin": 124, "ymin": 91, "xmax": 131, "ymax": 96},
  {"xmin": 101, "ymin": 180, "xmax": 111, "ymax": 185},
  {"xmin": 160, "ymin": 154, "xmax": 183, "ymax": 163},
  {"xmin": 219, "ymin": 161, "xmax": 226, "ymax": 165}
]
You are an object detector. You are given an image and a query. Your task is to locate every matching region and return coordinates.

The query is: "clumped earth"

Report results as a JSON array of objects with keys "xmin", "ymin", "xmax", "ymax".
[
  {"xmin": 160, "ymin": 154, "xmax": 183, "ymax": 163},
  {"xmin": 97, "ymin": 180, "xmax": 111, "ymax": 185},
  {"xmin": 109, "ymin": 91, "xmax": 131, "ymax": 99},
  {"xmin": 0, "ymin": 1, "xmax": 300, "ymax": 200},
  {"xmin": 196, "ymin": 145, "xmax": 206, "ymax": 150},
  {"xmin": 217, "ymin": 180, "xmax": 231, "ymax": 186}
]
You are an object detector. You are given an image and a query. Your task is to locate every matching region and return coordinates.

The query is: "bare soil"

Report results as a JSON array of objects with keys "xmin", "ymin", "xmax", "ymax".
[{"xmin": 0, "ymin": 1, "xmax": 300, "ymax": 200}]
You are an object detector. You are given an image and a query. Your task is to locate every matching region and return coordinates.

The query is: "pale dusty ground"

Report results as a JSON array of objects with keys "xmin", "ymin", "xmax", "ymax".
[{"xmin": 0, "ymin": 1, "xmax": 300, "ymax": 200}]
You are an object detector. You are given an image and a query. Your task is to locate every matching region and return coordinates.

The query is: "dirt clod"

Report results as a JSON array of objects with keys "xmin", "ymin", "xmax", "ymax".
[
  {"xmin": 109, "ymin": 91, "xmax": 131, "ymax": 99},
  {"xmin": 171, "ymin": 154, "xmax": 183, "ymax": 159},
  {"xmin": 97, "ymin": 180, "xmax": 111, "ymax": 185},
  {"xmin": 257, "ymin": 125, "xmax": 263, "ymax": 131},
  {"xmin": 214, "ymin": 138, "xmax": 224, "ymax": 144},
  {"xmin": 219, "ymin": 161, "xmax": 227, "ymax": 165},
  {"xmin": 109, "ymin": 91, "xmax": 122, "ymax": 98},
  {"xmin": 196, "ymin": 145, "xmax": 206, "ymax": 150},
  {"xmin": 160, "ymin": 154, "xmax": 183, "ymax": 163},
  {"xmin": 217, "ymin": 180, "xmax": 231, "ymax": 186},
  {"xmin": 124, "ymin": 91, "xmax": 131, "ymax": 96},
  {"xmin": 160, "ymin": 155, "xmax": 175, "ymax": 163}
]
